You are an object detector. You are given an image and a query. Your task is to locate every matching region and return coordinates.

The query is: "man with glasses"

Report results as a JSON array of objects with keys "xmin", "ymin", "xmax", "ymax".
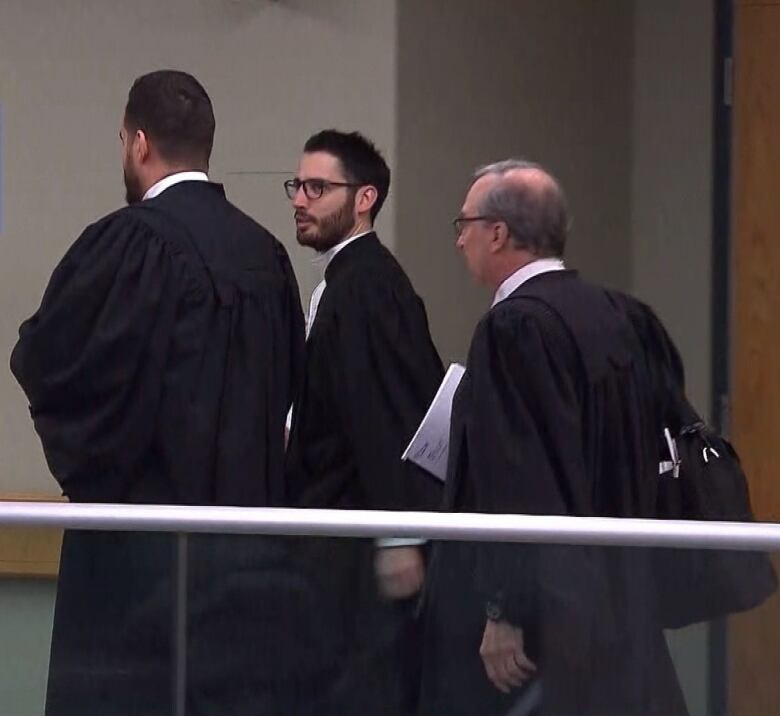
[
  {"xmin": 419, "ymin": 160, "xmax": 688, "ymax": 715},
  {"xmin": 284, "ymin": 130, "xmax": 443, "ymax": 715}
]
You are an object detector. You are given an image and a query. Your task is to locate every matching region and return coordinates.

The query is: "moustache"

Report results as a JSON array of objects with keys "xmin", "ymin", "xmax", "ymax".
[{"xmin": 294, "ymin": 212, "xmax": 315, "ymax": 223}]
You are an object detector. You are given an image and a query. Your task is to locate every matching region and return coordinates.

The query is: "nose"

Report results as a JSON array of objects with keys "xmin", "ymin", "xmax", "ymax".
[
  {"xmin": 292, "ymin": 186, "xmax": 308, "ymax": 209},
  {"xmin": 455, "ymin": 233, "xmax": 465, "ymax": 250}
]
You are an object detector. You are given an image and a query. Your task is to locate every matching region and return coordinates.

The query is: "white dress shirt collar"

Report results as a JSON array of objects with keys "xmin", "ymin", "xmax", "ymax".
[
  {"xmin": 143, "ymin": 171, "xmax": 209, "ymax": 201},
  {"xmin": 492, "ymin": 258, "xmax": 566, "ymax": 307}
]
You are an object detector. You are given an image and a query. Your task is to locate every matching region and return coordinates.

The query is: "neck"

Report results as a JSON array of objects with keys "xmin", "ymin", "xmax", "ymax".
[
  {"xmin": 326, "ymin": 221, "xmax": 371, "ymax": 251},
  {"xmin": 490, "ymin": 252, "xmax": 538, "ymax": 293},
  {"xmin": 347, "ymin": 218, "xmax": 372, "ymax": 240}
]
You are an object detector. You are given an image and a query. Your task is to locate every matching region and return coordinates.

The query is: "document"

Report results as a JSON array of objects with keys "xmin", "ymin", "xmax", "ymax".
[{"xmin": 402, "ymin": 363, "xmax": 465, "ymax": 481}]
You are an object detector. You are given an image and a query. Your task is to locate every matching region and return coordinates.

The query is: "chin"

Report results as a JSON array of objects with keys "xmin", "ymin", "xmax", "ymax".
[{"xmin": 296, "ymin": 231, "xmax": 320, "ymax": 249}]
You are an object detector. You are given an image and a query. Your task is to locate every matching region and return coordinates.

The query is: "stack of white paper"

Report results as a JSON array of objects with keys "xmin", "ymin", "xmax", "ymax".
[{"xmin": 402, "ymin": 363, "xmax": 466, "ymax": 481}]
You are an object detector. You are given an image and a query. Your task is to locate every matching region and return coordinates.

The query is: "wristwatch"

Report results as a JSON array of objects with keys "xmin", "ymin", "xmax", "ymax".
[{"xmin": 485, "ymin": 593, "xmax": 505, "ymax": 622}]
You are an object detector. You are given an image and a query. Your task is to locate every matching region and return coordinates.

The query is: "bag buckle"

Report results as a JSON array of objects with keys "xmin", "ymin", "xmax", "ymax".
[{"xmin": 662, "ymin": 427, "xmax": 681, "ymax": 478}]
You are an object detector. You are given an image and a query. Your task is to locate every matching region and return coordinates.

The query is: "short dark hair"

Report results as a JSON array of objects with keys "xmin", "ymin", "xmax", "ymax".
[
  {"xmin": 474, "ymin": 159, "xmax": 568, "ymax": 258},
  {"xmin": 303, "ymin": 130, "xmax": 390, "ymax": 222},
  {"xmin": 124, "ymin": 70, "xmax": 215, "ymax": 168}
]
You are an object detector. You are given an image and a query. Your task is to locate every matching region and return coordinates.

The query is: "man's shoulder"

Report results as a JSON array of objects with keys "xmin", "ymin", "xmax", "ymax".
[
  {"xmin": 106, "ymin": 203, "xmax": 189, "ymax": 257},
  {"xmin": 147, "ymin": 183, "xmax": 276, "ymax": 237},
  {"xmin": 335, "ymin": 261, "xmax": 418, "ymax": 313},
  {"xmin": 74, "ymin": 205, "xmax": 156, "ymax": 247},
  {"xmin": 207, "ymin": 190, "xmax": 278, "ymax": 240},
  {"xmin": 319, "ymin": 249, "xmax": 428, "ymax": 338},
  {"xmin": 485, "ymin": 272, "xmax": 580, "ymax": 321},
  {"xmin": 57, "ymin": 206, "xmax": 192, "ymax": 285},
  {"xmin": 130, "ymin": 191, "xmax": 287, "ymax": 271},
  {"xmin": 88, "ymin": 204, "xmax": 143, "ymax": 229},
  {"xmin": 479, "ymin": 296, "xmax": 541, "ymax": 340},
  {"xmin": 331, "ymin": 238, "xmax": 413, "ymax": 290},
  {"xmin": 511, "ymin": 269, "xmax": 591, "ymax": 299},
  {"xmin": 479, "ymin": 273, "xmax": 608, "ymax": 348},
  {"xmin": 506, "ymin": 271, "xmax": 621, "ymax": 322}
]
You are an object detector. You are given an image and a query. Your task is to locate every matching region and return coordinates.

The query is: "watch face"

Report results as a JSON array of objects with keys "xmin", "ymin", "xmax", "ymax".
[{"xmin": 486, "ymin": 601, "xmax": 503, "ymax": 621}]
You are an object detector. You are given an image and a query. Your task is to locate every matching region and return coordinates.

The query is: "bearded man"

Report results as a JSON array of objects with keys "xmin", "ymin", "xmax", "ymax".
[
  {"xmin": 283, "ymin": 130, "xmax": 443, "ymax": 715},
  {"xmin": 11, "ymin": 69, "xmax": 305, "ymax": 716}
]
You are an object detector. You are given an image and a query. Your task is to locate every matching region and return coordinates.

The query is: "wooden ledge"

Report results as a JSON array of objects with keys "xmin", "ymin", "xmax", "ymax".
[{"xmin": 0, "ymin": 493, "xmax": 66, "ymax": 579}]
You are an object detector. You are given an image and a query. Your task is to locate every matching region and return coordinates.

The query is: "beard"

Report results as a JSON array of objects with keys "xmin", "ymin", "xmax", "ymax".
[
  {"xmin": 123, "ymin": 164, "xmax": 143, "ymax": 205},
  {"xmin": 295, "ymin": 193, "xmax": 356, "ymax": 252}
]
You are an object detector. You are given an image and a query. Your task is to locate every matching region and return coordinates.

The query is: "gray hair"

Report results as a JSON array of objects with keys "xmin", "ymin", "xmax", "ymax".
[{"xmin": 473, "ymin": 158, "xmax": 568, "ymax": 258}]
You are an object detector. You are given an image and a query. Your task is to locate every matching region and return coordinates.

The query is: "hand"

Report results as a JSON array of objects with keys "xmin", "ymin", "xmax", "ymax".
[
  {"xmin": 375, "ymin": 546, "xmax": 425, "ymax": 600},
  {"xmin": 480, "ymin": 619, "xmax": 537, "ymax": 693}
]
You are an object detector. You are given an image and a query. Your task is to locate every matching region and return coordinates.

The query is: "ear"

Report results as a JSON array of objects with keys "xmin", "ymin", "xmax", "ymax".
[
  {"xmin": 355, "ymin": 185, "xmax": 378, "ymax": 217},
  {"xmin": 489, "ymin": 221, "xmax": 510, "ymax": 253},
  {"xmin": 134, "ymin": 130, "xmax": 151, "ymax": 164}
]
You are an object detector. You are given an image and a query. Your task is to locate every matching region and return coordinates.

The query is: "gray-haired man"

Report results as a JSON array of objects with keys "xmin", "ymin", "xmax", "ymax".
[{"xmin": 419, "ymin": 160, "xmax": 688, "ymax": 716}]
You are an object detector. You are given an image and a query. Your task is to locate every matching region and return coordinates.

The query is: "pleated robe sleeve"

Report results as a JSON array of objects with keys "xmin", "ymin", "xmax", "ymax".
[{"xmin": 10, "ymin": 212, "xmax": 189, "ymax": 501}]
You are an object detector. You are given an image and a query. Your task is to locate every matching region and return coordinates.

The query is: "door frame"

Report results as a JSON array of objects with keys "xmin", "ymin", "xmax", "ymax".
[{"xmin": 708, "ymin": 0, "xmax": 734, "ymax": 714}]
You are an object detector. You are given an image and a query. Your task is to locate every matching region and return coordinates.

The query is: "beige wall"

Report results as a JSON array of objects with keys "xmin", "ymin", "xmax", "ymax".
[
  {"xmin": 395, "ymin": 0, "xmax": 635, "ymax": 364},
  {"xmin": 631, "ymin": 4, "xmax": 715, "ymax": 715},
  {"xmin": 631, "ymin": 0, "xmax": 714, "ymax": 418},
  {"xmin": 0, "ymin": 0, "xmax": 398, "ymax": 493}
]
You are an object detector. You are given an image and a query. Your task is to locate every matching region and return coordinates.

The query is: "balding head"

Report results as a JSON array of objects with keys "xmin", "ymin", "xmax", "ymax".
[{"xmin": 471, "ymin": 159, "xmax": 568, "ymax": 258}]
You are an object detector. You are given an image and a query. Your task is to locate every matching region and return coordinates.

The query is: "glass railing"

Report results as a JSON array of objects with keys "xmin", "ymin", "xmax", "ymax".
[{"xmin": 1, "ymin": 503, "xmax": 778, "ymax": 716}]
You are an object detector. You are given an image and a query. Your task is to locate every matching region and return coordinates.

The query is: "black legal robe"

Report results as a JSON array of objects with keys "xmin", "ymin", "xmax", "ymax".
[
  {"xmin": 285, "ymin": 232, "xmax": 444, "ymax": 714},
  {"xmin": 420, "ymin": 271, "xmax": 689, "ymax": 716},
  {"xmin": 10, "ymin": 181, "xmax": 306, "ymax": 716}
]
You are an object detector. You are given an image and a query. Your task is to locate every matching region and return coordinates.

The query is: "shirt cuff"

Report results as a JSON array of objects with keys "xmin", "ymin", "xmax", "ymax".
[{"xmin": 376, "ymin": 537, "xmax": 427, "ymax": 548}]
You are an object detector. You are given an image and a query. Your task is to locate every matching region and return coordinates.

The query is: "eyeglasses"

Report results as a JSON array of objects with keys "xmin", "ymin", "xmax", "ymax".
[
  {"xmin": 284, "ymin": 178, "xmax": 361, "ymax": 200},
  {"xmin": 452, "ymin": 215, "xmax": 497, "ymax": 237}
]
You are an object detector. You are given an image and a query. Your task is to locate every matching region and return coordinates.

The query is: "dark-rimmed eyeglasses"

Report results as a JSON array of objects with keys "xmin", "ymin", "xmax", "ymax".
[
  {"xmin": 284, "ymin": 178, "xmax": 361, "ymax": 200},
  {"xmin": 452, "ymin": 215, "xmax": 497, "ymax": 238}
]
